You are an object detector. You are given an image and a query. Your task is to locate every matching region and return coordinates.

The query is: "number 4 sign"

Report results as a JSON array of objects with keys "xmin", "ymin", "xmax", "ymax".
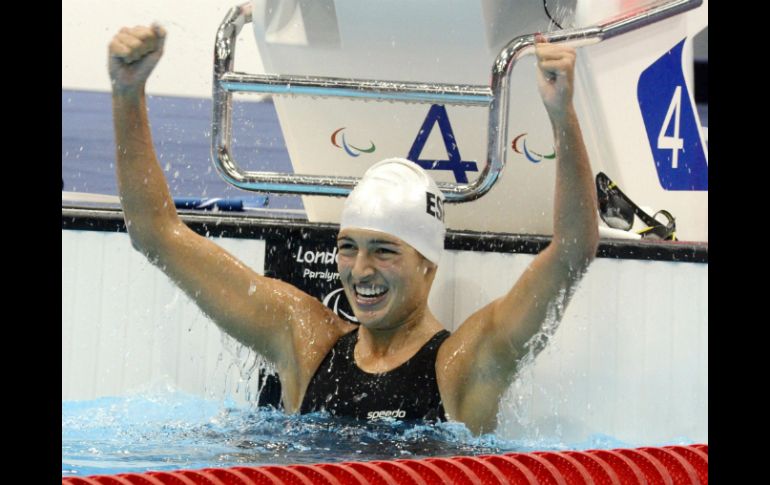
[{"xmin": 637, "ymin": 39, "xmax": 708, "ymax": 191}]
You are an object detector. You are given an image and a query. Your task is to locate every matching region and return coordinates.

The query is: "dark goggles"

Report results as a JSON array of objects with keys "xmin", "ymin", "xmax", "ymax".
[{"xmin": 596, "ymin": 172, "xmax": 677, "ymax": 241}]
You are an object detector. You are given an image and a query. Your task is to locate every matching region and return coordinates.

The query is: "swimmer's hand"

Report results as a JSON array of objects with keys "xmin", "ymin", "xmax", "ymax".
[
  {"xmin": 108, "ymin": 24, "xmax": 167, "ymax": 94},
  {"xmin": 534, "ymin": 34, "xmax": 576, "ymax": 120}
]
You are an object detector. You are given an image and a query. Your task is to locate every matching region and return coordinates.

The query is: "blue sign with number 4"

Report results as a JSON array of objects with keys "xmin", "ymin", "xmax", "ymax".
[{"xmin": 637, "ymin": 39, "xmax": 707, "ymax": 191}]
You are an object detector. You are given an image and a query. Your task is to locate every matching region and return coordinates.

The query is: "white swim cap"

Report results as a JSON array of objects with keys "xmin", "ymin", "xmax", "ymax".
[{"xmin": 340, "ymin": 158, "xmax": 446, "ymax": 264}]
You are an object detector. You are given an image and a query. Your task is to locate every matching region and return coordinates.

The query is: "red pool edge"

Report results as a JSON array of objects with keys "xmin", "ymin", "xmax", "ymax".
[{"xmin": 62, "ymin": 443, "xmax": 708, "ymax": 484}]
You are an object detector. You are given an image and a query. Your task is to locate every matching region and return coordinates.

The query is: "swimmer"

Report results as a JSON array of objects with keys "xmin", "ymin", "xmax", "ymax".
[{"xmin": 109, "ymin": 25, "xmax": 598, "ymax": 434}]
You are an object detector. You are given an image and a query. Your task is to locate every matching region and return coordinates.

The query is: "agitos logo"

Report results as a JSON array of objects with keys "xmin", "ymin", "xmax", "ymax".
[
  {"xmin": 512, "ymin": 133, "xmax": 555, "ymax": 163},
  {"xmin": 331, "ymin": 128, "xmax": 376, "ymax": 157},
  {"xmin": 322, "ymin": 288, "xmax": 358, "ymax": 323}
]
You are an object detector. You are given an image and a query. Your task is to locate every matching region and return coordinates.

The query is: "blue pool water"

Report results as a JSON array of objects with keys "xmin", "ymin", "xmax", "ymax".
[{"xmin": 62, "ymin": 388, "xmax": 635, "ymax": 477}]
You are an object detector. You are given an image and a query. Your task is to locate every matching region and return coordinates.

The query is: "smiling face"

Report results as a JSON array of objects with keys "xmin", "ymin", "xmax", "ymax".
[{"xmin": 337, "ymin": 228, "xmax": 437, "ymax": 331}]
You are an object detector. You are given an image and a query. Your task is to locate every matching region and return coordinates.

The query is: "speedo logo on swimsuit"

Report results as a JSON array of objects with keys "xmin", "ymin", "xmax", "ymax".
[{"xmin": 367, "ymin": 409, "xmax": 407, "ymax": 420}]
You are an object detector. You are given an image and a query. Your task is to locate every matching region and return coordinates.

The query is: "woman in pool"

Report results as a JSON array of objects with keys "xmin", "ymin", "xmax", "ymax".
[{"xmin": 108, "ymin": 24, "xmax": 598, "ymax": 435}]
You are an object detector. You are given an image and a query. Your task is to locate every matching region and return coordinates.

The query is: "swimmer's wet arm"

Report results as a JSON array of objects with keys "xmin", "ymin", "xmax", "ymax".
[
  {"xmin": 549, "ymin": 108, "xmax": 599, "ymax": 268},
  {"xmin": 438, "ymin": 248, "xmax": 592, "ymax": 433},
  {"xmin": 535, "ymin": 39, "xmax": 599, "ymax": 269},
  {"xmin": 437, "ymin": 43, "xmax": 599, "ymax": 433},
  {"xmin": 477, "ymin": 42, "xmax": 599, "ymax": 362},
  {"xmin": 110, "ymin": 25, "xmax": 178, "ymax": 251},
  {"xmin": 108, "ymin": 26, "xmax": 347, "ymax": 388}
]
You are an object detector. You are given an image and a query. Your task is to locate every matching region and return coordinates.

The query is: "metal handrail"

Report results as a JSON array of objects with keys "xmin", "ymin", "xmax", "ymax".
[{"xmin": 212, "ymin": 0, "xmax": 702, "ymax": 202}]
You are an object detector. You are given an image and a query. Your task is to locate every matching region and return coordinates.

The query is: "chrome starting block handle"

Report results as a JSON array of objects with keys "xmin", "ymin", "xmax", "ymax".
[{"xmin": 211, "ymin": 0, "xmax": 701, "ymax": 202}]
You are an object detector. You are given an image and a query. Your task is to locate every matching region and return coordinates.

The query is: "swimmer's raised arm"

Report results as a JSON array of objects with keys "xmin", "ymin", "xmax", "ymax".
[
  {"xmin": 531, "ymin": 36, "xmax": 599, "ymax": 271},
  {"xmin": 109, "ymin": 26, "xmax": 351, "ymax": 410},
  {"xmin": 437, "ymin": 38, "xmax": 599, "ymax": 434}
]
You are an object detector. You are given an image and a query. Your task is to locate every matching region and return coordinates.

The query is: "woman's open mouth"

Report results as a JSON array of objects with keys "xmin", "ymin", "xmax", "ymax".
[{"xmin": 353, "ymin": 284, "xmax": 389, "ymax": 307}]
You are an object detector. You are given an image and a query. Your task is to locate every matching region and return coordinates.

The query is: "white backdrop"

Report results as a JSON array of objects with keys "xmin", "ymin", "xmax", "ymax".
[{"xmin": 62, "ymin": 0, "xmax": 264, "ymax": 98}]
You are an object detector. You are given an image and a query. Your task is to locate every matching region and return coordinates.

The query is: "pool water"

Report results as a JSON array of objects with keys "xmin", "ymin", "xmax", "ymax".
[{"xmin": 62, "ymin": 387, "xmax": 635, "ymax": 477}]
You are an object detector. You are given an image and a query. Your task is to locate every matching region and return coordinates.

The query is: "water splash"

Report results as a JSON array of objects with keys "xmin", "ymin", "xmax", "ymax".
[{"xmin": 496, "ymin": 267, "xmax": 588, "ymax": 441}]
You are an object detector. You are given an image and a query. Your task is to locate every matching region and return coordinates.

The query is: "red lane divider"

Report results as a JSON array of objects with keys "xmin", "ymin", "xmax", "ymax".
[
  {"xmin": 665, "ymin": 446, "xmax": 708, "ymax": 484},
  {"xmin": 344, "ymin": 462, "xmax": 396, "ymax": 485},
  {"xmin": 63, "ymin": 444, "xmax": 707, "ymax": 485},
  {"xmin": 504, "ymin": 453, "xmax": 567, "ymax": 485},
  {"xmin": 563, "ymin": 451, "xmax": 619, "ymax": 485},
  {"xmin": 534, "ymin": 451, "xmax": 595, "ymax": 485},
  {"xmin": 318, "ymin": 463, "xmax": 369, "ymax": 485},
  {"xmin": 616, "ymin": 448, "xmax": 671, "ymax": 485},
  {"xmin": 399, "ymin": 459, "xmax": 451, "ymax": 485},
  {"xmin": 481, "ymin": 455, "xmax": 540, "ymax": 484},
  {"xmin": 587, "ymin": 450, "xmax": 647, "ymax": 483}
]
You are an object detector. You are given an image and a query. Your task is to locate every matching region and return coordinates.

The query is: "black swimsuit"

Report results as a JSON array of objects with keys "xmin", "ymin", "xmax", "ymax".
[{"xmin": 300, "ymin": 328, "xmax": 451, "ymax": 422}]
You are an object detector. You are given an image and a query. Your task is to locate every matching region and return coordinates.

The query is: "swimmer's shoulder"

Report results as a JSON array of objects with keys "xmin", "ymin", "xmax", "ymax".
[
  {"xmin": 434, "ymin": 312, "xmax": 493, "ymax": 387},
  {"xmin": 287, "ymin": 291, "xmax": 357, "ymax": 355},
  {"xmin": 255, "ymin": 277, "xmax": 355, "ymax": 362},
  {"xmin": 330, "ymin": 315, "xmax": 358, "ymax": 338}
]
